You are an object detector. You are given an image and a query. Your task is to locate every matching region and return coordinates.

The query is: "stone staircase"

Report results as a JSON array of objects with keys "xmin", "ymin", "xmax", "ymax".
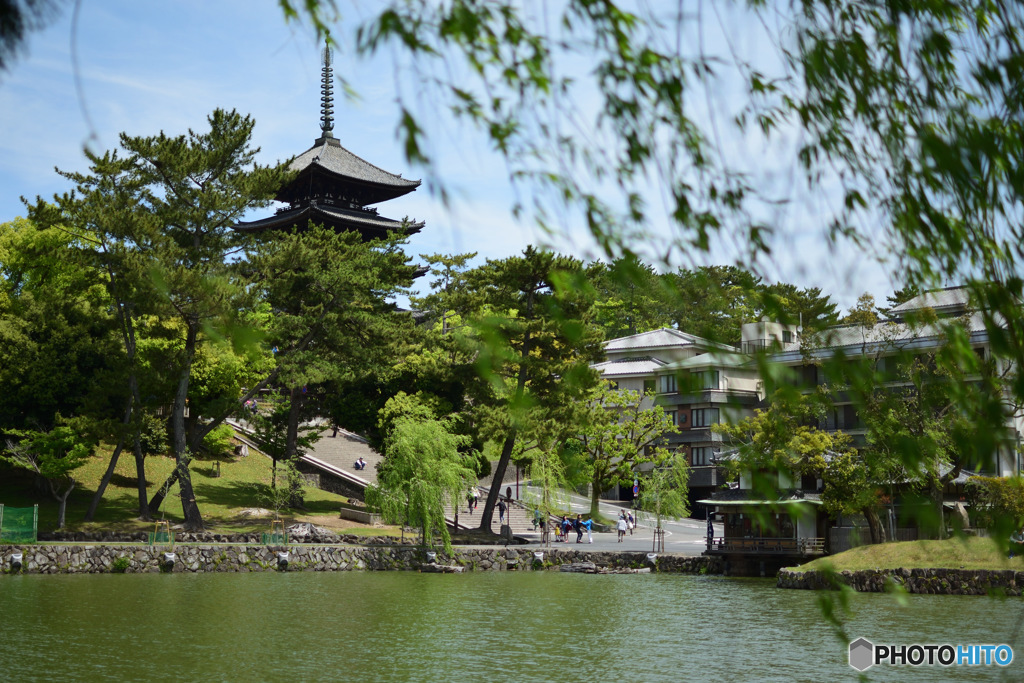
[
  {"xmin": 445, "ymin": 495, "xmax": 540, "ymax": 535},
  {"xmin": 303, "ymin": 426, "xmax": 382, "ymax": 485}
]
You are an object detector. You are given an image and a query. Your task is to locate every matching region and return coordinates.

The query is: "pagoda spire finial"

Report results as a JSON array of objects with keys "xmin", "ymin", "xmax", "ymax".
[{"xmin": 320, "ymin": 33, "xmax": 335, "ymax": 138}]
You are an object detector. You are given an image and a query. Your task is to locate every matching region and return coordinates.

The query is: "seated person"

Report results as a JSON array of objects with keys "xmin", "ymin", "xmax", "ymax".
[{"xmin": 354, "ymin": 457, "xmax": 366, "ymax": 470}]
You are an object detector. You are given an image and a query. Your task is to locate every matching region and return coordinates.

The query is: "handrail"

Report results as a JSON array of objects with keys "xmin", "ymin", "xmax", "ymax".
[{"xmin": 706, "ymin": 536, "xmax": 827, "ymax": 555}]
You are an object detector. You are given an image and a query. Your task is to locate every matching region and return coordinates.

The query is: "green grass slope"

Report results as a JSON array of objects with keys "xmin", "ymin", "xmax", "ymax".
[
  {"xmin": 0, "ymin": 438, "xmax": 380, "ymax": 535},
  {"xmin": 791, "ymin": 536, "xmax": 1024, "ymax": 573}
]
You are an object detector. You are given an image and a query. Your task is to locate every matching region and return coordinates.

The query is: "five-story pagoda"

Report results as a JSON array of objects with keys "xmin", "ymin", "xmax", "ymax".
[{"xmin": 235, "ymin": 42, "xmax": 423, "ymax": 239}]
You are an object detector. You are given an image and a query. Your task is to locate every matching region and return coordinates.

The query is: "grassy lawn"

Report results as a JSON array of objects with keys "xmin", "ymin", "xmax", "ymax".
[
  {"xmin": 790, "ymin": 535, "xmax": 1024, "ymax": 573},
  {"xmin": 0, "ymin": 439, "xmax": 399, "ymax": 537}
]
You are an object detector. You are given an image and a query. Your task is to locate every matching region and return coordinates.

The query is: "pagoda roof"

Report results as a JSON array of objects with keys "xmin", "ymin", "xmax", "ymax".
[
  {"xmin": 289, "ymin": 135, "xmax": 420, "ymax": 200},
  {"xmin": 234, "ymin": 202, "xmax": 424, "ymax": 238}
]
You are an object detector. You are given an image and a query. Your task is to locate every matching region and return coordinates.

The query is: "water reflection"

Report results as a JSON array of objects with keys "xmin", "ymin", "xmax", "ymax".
[{"xmin": 1, "ymin": 572, "xmax": 1020, "ymax": 681}]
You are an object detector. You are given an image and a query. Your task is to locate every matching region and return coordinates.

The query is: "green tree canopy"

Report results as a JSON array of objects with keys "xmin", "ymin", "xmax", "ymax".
[
  {"xmin": 574, "ymin": 382, "xmax": 678, "ymax": 520},
  {"xmin": 366, "ymin": 412, "xmax": 474, "ymax": 553}
]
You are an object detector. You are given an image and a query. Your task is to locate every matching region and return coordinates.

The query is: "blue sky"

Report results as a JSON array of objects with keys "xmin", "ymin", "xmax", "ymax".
[{"xmin": 0, "ymin": 1, "xmax": 898, "ymax": 311}]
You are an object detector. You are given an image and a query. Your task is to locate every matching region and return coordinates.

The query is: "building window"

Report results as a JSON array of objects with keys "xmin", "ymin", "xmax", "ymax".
[
  {"xmin": 783, "ymin": 330, "xmax": 793, "ymax": 343},
  {"xmin": 608, "ymin": 380, "xmax": 619, "ymax": 390},
  {"xmin": 660, "ymin": 374, "xmax": 677, "ymax": 393},
  {"xmin": 701, "ymin": 370, "xmax": 720, "ymax": 390},
  {"xmin": 691, "ymin": 408, "xmax": 719, "ymax": 427},
  {"xmin": 643, "ymin": 378, "xmax": 656, "ymax": 394},
  {"xmin": 684, "ymin": 370, "xmax": 719, "ymax": 391},
  {"xmin": 666, "ymin": 410, "xmax": 678, "ymax": 427},
  {"xmin": 692, "ymin": 446, "xmax": 712, "ymax": 466}
]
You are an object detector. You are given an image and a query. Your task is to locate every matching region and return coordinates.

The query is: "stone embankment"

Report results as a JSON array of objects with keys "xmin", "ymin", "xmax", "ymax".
[
  {"xmin": 38, "ymin": 529, "xmax": 410, "ymax": 546},
  {"xmin": 778, "ymin": 567, "xmax": 1024, "ymax": 595},
  {"xmin": 0, "ymin": 544, "xmax": 721, "ymax": 575}
]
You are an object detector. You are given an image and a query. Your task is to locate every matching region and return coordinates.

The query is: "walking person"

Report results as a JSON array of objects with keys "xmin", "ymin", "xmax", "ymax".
[
  {"xmin": 575, "ymin": 514, "xmax": 584, "ymax": 543},
  {"xmin": 467, "ymin": 487, "xmax": 475, "ymax": 514},
  {"xmin": 627, "ymin": 511, "xmax": 635, "ymax": 535},
  {"xmin": 471, "ymin": 486, "xmax": 480, "ymax": 511},
  {"xmin": 583, "ymin": 517, "xmax": 593, "ymax": 543},
  {"xmin": 533, "ymin": 507, "xmax": 543, "ymax": 531},
  {"xmin": 498, "ymin": 498, "xmax": 507, "ymax": 524},
  {"xmin": 617, "ymin": 513, "xmax": 627, "ymax": 542}
]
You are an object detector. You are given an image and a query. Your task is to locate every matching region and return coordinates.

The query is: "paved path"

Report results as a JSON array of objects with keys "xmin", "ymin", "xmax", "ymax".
[
  {"xmin": 304, "ymin": 426, "xmax": 381, "ymax": 485},
  {"xmin": 230, "ymin": 419, "xmax": 717, "ymax": 554}
]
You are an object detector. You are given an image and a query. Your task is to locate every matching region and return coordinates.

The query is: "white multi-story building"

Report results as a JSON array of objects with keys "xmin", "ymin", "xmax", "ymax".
[
  {"xmin": 592, "ymin": 327, "xmax": 776, "ymax": 504},
  {"xmin": 771, "ymin": 286, "xmax": 1021, "ymax": 476}
]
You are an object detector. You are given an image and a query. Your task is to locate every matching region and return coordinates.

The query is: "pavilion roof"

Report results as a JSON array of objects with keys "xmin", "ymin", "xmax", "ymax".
[
  {"xmin": 290, "ymin": 136, "xmax": 421, "ymax": 195},
  {"xmin": 234, "ymin": 203, "xmax": 424, "ymax": 237}
]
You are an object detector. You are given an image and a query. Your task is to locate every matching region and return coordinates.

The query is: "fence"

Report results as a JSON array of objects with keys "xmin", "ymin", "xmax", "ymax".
[
  {"xmin": 261, "ymin": 520, "xmax": 287, "ymax": 545},
  {"xmin": 148, "ymin": 520, "xmax": 174, "ymax": 547},
  {"xmin": 0, "ymin": 504, "xmax": 38, "ymax": 543}
]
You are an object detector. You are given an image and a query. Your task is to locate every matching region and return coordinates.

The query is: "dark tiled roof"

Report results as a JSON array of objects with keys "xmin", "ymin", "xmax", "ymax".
[
  {"xmin": 292, "ymin": 136, "xmax": 420, "ymax": 191},
  {"xmin": 234, "ymin": 203, "xmax": 424, "ymax": 235}
]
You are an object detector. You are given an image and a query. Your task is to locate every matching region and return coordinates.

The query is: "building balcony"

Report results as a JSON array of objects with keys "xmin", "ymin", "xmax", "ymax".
[
  {"xmin": 667, "ymin": 430, "xmax": 721, "ymax": 445},
  {"xmin": 689, "ymin": 465, "xmax": 724, "ymax": 488}
]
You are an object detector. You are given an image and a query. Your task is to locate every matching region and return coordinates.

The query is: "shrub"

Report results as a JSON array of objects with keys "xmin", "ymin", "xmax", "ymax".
[
  {"xmin": 964, "ymin": 476, "xmax": 1024, "ymax": 534},
  {"xmin": 202, "ymin": 423, "xmax": 236, "ymax": 459}
]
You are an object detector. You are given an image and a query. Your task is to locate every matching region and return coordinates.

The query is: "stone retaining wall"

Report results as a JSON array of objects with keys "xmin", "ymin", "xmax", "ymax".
[
  {"xmin": 0, "ymin": 544, "xmax": 721, "ymax": 575},
  {"xmin": 777, "ymin": 567, "xmax": 1024, "ymax": 595},
  {"xmin": 295, "ymin": 461, "xmax": 366, "ymax": 501},
  {"xmin": 39, "ymin": 530, "xmax": 410, "ymax": 545}
]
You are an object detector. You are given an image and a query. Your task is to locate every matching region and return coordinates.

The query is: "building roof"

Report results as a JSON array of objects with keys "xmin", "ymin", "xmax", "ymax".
[
  {"xmin": 290, "ymin": 136, "xmax": 421, "ymax": 194},
  {"xmin": 662, "ymin": 351, "xmax": 755, "ymax": 372},
  {"xmin": 592, "ymin": 356, "xmax": 667, "ymax": 377},
  {"xmin": 603, "ymin": 328, "xmax": 734, "ymax": 353},
  {"xmin": 697, "ymin": 490, "xmax": 823, "ymax": 506},
  {"xmin": 801, "ymin": 311, "xmax": 989, "ymax": 353},
  {"xmin": 889, "ymin": 286, "xmax": 972, "ymax": 316},
  {"xmin": 234, "ymin": 202, "xmax": 424, "ymax": 237}
]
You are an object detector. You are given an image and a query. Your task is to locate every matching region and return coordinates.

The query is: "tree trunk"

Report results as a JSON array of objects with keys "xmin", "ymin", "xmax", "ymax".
[
  {"xmin": 148, "ymin": 468, "xmax": 180, "ymax": 513},
  {"xmin": 85, "ymin": 392, "xmax": 135, "ymax": 522},
  {"xmin": 84, "ymin": 439, "xmax": 125, "ymax": 522},
  {"xmin": 133, "ymin": 434, "xmax": 150, "ymax": 520},
  {"xmin": 929, "ymin": 479, "xmax": 946, "ymax": 540},
  {"xmin": 51, "ymin": 478, "xmax": 75, "ymax": 530},
  {"xmin": 171, "ymin": 323, "xmax": 203, "ymax": 531},
  {"xmin": 286, "ymin": 386, "xmax": 302, "ymax": 459},
  {"xmin": 129, "ymin": 374, "xmax": 150, "ymax": 520},
  {"xmin": 590, "ymin": 477, "xmax": 602, "ymax": 519},
  {"xmin": 479, "ymin": 431, "xmax": 516, "ymax": 532},
  {"xmin": 479, "ymin": 316, "xmax": 532, "ymax": 532},
  {"xmin": 863, "ymin": 506, "xmax": 887, "ymax": 544}
]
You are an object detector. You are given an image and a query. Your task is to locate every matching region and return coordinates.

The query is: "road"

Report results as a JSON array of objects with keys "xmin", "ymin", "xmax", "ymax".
[{"xmin": 510, "ymin": 485, "xmax": 720, "ymax": 556}]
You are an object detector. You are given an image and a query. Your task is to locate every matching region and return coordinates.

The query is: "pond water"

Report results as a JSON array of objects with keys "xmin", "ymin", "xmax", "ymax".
[{"xmin": 1, "ymin": 571, "xmax": 1020, "ymax": 682}]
